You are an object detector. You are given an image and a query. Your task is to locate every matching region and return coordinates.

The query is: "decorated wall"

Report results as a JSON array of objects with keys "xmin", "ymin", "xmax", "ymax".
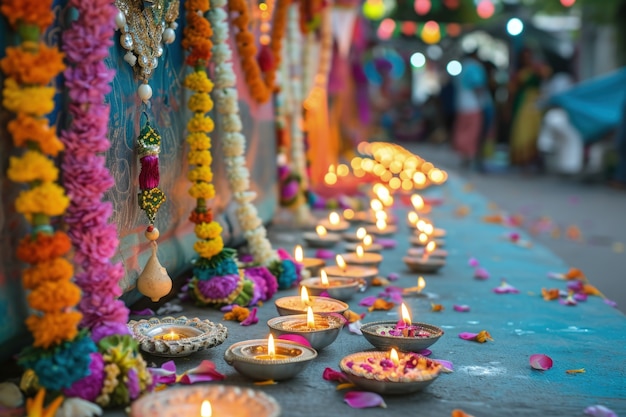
[{"xmin": 0, "ymin": 1, "xmax": 277, "ymax": 361}]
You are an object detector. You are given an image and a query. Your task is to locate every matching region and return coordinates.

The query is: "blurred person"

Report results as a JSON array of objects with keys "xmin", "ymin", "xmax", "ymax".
[
  {"xmin": 452, "ymin": 49, "xmax": 491, "ymax": 170},
  {"xmin": 508, "ymin": 47, "xmax": 551, "ymax": 168}
]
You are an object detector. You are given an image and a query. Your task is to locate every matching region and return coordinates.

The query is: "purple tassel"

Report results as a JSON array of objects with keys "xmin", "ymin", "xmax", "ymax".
[{"xmin": 139, "ymin": 155, "xmax": 160, "ymax": 190}]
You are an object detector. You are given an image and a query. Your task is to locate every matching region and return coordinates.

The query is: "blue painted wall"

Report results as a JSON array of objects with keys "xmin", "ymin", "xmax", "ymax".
[{"xmin": 0, "ymin": 2, "xmax": 277, "ymax": 361}]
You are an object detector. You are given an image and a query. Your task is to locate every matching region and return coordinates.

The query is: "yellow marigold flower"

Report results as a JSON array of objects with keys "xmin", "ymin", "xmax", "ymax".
[
  {"xmin": 28, "ymin": 280, "xmax": 81, "ymax": 313},
  {"xmin": 188, "ymin": 165, "xmax": 213, "ymax": 182},
  {"xmin": 183, "ymin": 71, "xmax": 214, "ymax": 93},
  {"xmin": 8, "ymin": 113, "xmax": 64, "ymax": 156},
  {"xmin": 188, "ymin": 92, "xmax": 214, "ymax": 113},
  {"xmin": 186, "ymin": 132, "xmax": 211, "ymax": 151},
  {"xmin": 194, "ymin": 236, "xmax": 224, "ymax": 259},
  {"xmin": 195, "ymin": 221, "xmax": 222, "ymax": 240},
  {"xmin": 187, "ymin": 113, "xmax": 214, "ymax": 133},
  {"xmin": 475, "ymin": 330, "xmax": 494, "ymax": 343},
  {"xmin": 188, "ymin": 182, "xmax": 215, "ymax": 199},
  {"xmin": 22, "ymin": 257, "xmax": 74, "ymax": 290},
  {"xmin": 188, "ymin": 149, "xmax": 212, "ymax": 166},
  {"xmin": 14, "ymin": 182, "xmax": 70, "ymax": 218},
  {"xmin": 25, "ymin": 310, "xmax": 82, "ymax": 348},
  {"xmin": 7, "ymin": 150, "xmax": 59, "ymax": 183},
  {"xmin": 2, "ymin": 78, "xmax": 55, "ymax": 117}
]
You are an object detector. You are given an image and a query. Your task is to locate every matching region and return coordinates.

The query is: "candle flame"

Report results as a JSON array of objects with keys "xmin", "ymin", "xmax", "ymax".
[
  {"xmin": 356, "ymin": 227, "xmax": 367, "ymax": 240},
  {"xmin": 316, "ymin": 225, "xmax": 327, "ymax": 237},
  {"xmin": 375, "ymin": 210, "xmax": 387, "ymax": 221},
  {"xmin": 424, "ymin": 223, "xmax": 434, "ymax": 236},
  {"xmin": 336, "ymin": 255, "xmax": 347, "ymax": 271},
  {"xmin": 401, "ymin": 303, "xmax": 411, "ymax": 325},
  {"xmin": 426, "ymin": 241, "xmax": 436, "ymax": 253},
  {"xmin": 306, "ymin": 306, "xmax": 315, "ymax": 329},
  {"xmin": 417, "ymin": 276, "xmax": 426, "ymax": 293},
  {"xmin": 370, "ymin": 199, "xmax": 383, "ymax": 212},
  {"xmin": 418, "ymin": 233, "xmax": 428, "ymax": 244},
  {"xmin": 416, "ymin": 220, "xmax": 426, "ymax": 232},
  {"xmin": 356, "ymin": 245, "xmax": 364, "ymax": 258},
  {"xmin": 294, "ymin": 245, "xmax": 303, "ymax": 262},
  {"xmin": 376, "ymin": 219, "xmax": 387, "ymax": 231},
  {"xmin": 411, "ymin": 194, "xmax": 424, "ymax": 210},
  {"xmin": 201, "ymin": 400, "xmax": 212, "ymax": 417},
  {"xmin": 343, "ymin": 209, "xmax": 355, "ymax": 220},
  {"xmin": 301, "ymin": 286, "xmax": 311, "ymax": 305},
  {"xmin": 329, "ymin": 212, "xmax": 340, "ymax": 226},
  {"xmin": 320, "ymin": 270, "xmax": 329, "ymax": 287},
  {"xmin": 268, "ymin": 334, "xmax": 276, "ymax": 358},
  {"xmin": 363, "ymin": 235, "xmax": 373, "ymax": 246},
  {"xmin": 408, "ymin": 211, "xmax": 419, "ymax": 224},
  {"xmin": 390, "ymin": 348, "xmax": 400, "ymax": 366}
]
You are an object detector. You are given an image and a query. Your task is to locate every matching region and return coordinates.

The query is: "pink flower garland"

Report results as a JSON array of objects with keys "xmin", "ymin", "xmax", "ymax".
[{"xmin": 61, "ymin": 0, "xmax": 129, "ymax": 340}]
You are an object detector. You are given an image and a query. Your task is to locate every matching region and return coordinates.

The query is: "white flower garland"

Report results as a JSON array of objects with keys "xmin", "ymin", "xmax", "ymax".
[{"xmin": 209, "ymin": 0, "xmax": 278, "ymax": 265}]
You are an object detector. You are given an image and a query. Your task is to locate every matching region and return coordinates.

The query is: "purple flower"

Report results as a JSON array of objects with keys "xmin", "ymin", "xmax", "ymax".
[
  {"xmin": 240, "ymin": 307, "xmax": 258, "ymax": 326},
  {"xmin": 62, "ymin": 352, "xmax": 105, "ymax": 401},
  {"xmin": 468, "ymin": 257, "xmax": 479, "ymax": 267},
  {"xmin": 127, "ymin": 369, "xmax": 141, "ymax": 400}
]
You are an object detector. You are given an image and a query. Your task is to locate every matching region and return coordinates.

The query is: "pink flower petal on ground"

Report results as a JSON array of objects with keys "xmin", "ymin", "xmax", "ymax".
[
  {"xmin": 278, "ymin": 334, "xmax": 312, "ymax": 347},
  {"xmin": 149, "ymin": 361, "xmax": 177, "ymax": 385},
  {"xmin": 474, "ymin": 267, "xmax": 490, "ymax": 280},
  {"xmin": 417, "ymin": 349, "xmax": 432, "ymax": 356},
  {"xmin": 220, "ymin": 305, "xmax": 235, "ymax": 312},
  {"xmin": 344, "ymin": 391, "xmax": 387, "ymax": 409},
  {"xmin": 584, "ymin": 405, "xmax": 618, "ymax": 417},
  {"xmin": 240, "ymin": 307, "xmax": 259, "ymax": 326},
  {"xmin": 315, "ymin": 249, "xmax": 335, "ymax": 260},
  {"xmin": 574, "ymin": 293, "xmax": 588, "ymax": 302},
  {"xmin": 529, "ymin": 354, "xmax": 553, "ymax": 371},
  {"xmin": 323, "ymin": 367, "xmax": 349, "ymax": 383},
  {"xmin": 604, "ymin": 299, "xmax": 618, "ymax": 308},
  {"xmin": 358, "ymin": 296, "xmax": 377, "ymax": 307},
  {"xmin": 348, "ymin": 321, "xmax": 363, "ymax": 335},
  {"xmin": 493, "ymin": 280, "xmax": 519, "ymax": 294},
  {"xmin": 453, "ymin": 304, "xmax": 471, "ymax": 312},
  {"xmin": 458, "ymin": 332, "xmax": 477, "ymax": 340},
  {"xmin": 559, "ymin": 295, "xmax": 577, "ymax": 306},
  {"xmin": 508, "ymin": 232, "xmax": 520, "ymax": 242},
  {"xmin": 387, "ymin": 272, "xmax": 399, "ymax": 281},
  {"xmin": 179, "ymin": 360, "xmax": 225, "ymax": 384},
  {"xmin": 433, "ymin": 359, "xmax": 454, "ymax": 372},
  {"xmin": 375, "ymin": 238, "xmax": 396, "ymax": 249},
  {"xmin": 468, "ymin": 257, "xmax": 479, "ymax": 267},
  {"xmin": 130, "ymin": 308, "xmax": 154, "ymax": 316}
]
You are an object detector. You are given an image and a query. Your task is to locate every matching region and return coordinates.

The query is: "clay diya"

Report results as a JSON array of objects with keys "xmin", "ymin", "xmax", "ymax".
[
  {"xmin": 130, "ymin": 385, "xmax": 281, "ymax": 417},
  {"xmin": 324, "ymin": 255, "xmax": 378, "ymax": 288},
  {"xmin": 404, "ymin": 242, "xmax": 446, "ymax": 273},
  {"xmin": 303, "ymin": 225, "xmax": 341, "ymax": 248},
  {"xmin": 299, "ymin": 270, "xmax": 362, "ymax": 300},
  {"xmin": 406, "ymin": 211, "xmax": 431, "ymax": 228},
  {"xmin": 224, "ymin": 334, "xmax": 317, "ymax": 381},
  {"xmin": 365, "ymin": 219, "xmax": 398, "ymax": 236},
  {"xmin": 407, "ymin": 247, "xmax": 448, "ymax": 259},
  {"xmin": 344, "ymin": 234, "xmax": 384, "ymax": 253},
  {"xmin": 340, "ymin": 245, "xmax": 383, "ymax": 269},
  {"xmin": 342, "ymin": 226, "xmax": 368, "ymax": 243},
  {"xmin": 127, "ymin": 316, "xmax": 228, "ymax": 357},
  {"xmin": 414, "ymin": 220, "xmax": 446, "ymax": 239},
  {"xmin": 293, "ymin": 245, "xmax": 325, "ymax": 277},
  {"xmin": 340, "ymin": 349, "xmax": 442, "ymax": 394},
  {"xmin": 275, "ymin": 286, "xmax": 349, "ymax": 316},
  {"xmin": 267, "ymin": 306, "xmax": 344, "ymax": 350},
  {"xmin": 360, "ymin": 303, "xmax": 444, "ymax": 352},
  {"xmin": 318, "ymin": 211, "xmax": 350, "ymax": 232},
  {"xmin": 410, "ymin": 232, "xmax": 445, "ymax": 248}
]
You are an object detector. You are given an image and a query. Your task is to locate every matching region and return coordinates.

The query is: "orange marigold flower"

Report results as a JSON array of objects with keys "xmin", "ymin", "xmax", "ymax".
[
  {"xmin": 7, "ymin": 114, "xmax": 64, "ymax": 156},
  {"xmin": 452, "ymin": 410, "xmax": 475, "ymax": 417},
  {"xmin": 189, "ymin": 209, "xmax": 213, "ymax": 224},
  {"xmin": 368, "ymin": 298, "xmax": 395, "ymax": 312},
  {"xmin": 223, "ymin": 305, "xmax": 250, "ymax": 322},
  {"xmin": 0, "ymin": 0, "xmax": 54, "ymax": 31},
  {"xmin": 542, "ymin": 288, "xmax": 560, "ymax": 301},
  {"xmin": 26, "ymin": 311, "xmax": 82, "ymax": 348},
  {"xmin": 22, "ymin": 257, "xmax": 74, "ymax": 289},
  {"xmin": 343, "ymin": 310, "xmax": 362, "ymax": 323},
  {"xmin": 475, "ymin": 330, "xmax": 494, "ymax": 343},
  {"xmin": 582, "ymin": 284, "xmax": 602, "ymax": 296},
  {"xmin": 0, "ymin": 43, "xmax": 65, "ymax": 85},
  {"xmin": 186, "ymin": 0, "xmax": 209, "ymax": 12},
  {"xmin": 431, "ymin": 303, "xmax": 445, "ymax": 312},
  {"xmin": 564, "ymin": 267, "xmax": 584, "ymax": 280},
  {"xmin": 16, "ymin": 231, "xmax": 72, "ymax": 264},
  {"xmin": 27, "ymin": 280, "xmax": 81, "ymax": 313}
]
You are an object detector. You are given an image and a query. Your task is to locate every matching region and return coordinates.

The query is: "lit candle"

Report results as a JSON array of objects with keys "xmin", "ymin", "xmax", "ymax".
[
  {"xmin": 201, "ymin": 400, "xmax": 212, "ymax": 417},
  {"xmin": 416, "ymin": 220, "xmax": 426, "ymax": 232},
  {"xmin": 390, "ymin": 348, "xmax": 400, "ymax": 366},
  {"xmin": 306, "ymin": 306, "xmax": 315, "ymax": 329},
  {"xmin": 370, "ymin": 199, "xmax": 383, "ymax": 212},
  {"xmin": 316, "ymin": 225, "xmax": 328, "ymax": 237},
  {"xmin": 408, "ymin": 211, "xmax": 419, "ymax": 225},
  {"xmin": 301, "ymin": 286, "xmax": 311, "ymax": 306},
  {"xmin": 363, "ymin": 234, "xmax": 373, "ymax": 247},
  {"xmin": 294, "ymin": 245, "xmax": 304, "ymax": 263},
  {"xmin": 356, "ymin": 227, "xmax": 367, "ymax": 240},
  {"xmin": 411, "ymin": 194, "xmax": 424, "ymax": 211},
  {"xmin": 267, "ymin": 334, "xmax": 276, "ymax": 359},
  {"xmin": 329, "ymin": 212, "xmax": 340, "ymax": 226},
  {"xmin": 422, "ymin": 241, "xmax": 436, "ymax": 261},
  {"xmin": 376, "ymin": 219, "xmax": 387, "ymax": 232},
  {"xmin": 417, "ymin": 276, "xmax": 426, "ymax": 294},
  {"xmin": 401, "ymin": 303, "xmax": 412, "ymax": 326},
  {"xmin": 320, "ymin": 270, "xmax": 330, "ymax": 288},
  {"xmin": 336, "ymin": 255, "xmax": 347, "ymax": 272},
  {"xmin": 161, "ymin": 330, "xmax": 181, "ymax": 341},
  {"xmin": 356, "ymin": 245, "xmax": 364, "ymax": 259},
  {"xmin": 418, "ymin": 233, "xmax": 428, "ymax": 244},
  {"xmin": 423, "ymin": 223, "xmax": 434, "ymax": 236},
  {"xmin": 375, "ymin": 210, "xmax": 387, "ymax": 221}
]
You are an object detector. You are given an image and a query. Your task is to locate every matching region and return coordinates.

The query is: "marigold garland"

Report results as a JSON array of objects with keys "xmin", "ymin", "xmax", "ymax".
[{"xmin": 228, "ymin": 0, "xmax": 290, "ymax": 103}]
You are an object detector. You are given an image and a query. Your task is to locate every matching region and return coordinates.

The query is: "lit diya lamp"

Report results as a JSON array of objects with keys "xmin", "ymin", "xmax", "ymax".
[
  {"xmin": 293, "ymin": 245, "xmax": 325, "ymax": 277},
  {"xmin": 299, "ymin": 270, "xmax": 361, "ymax": 300},
  {"xmin": 324, "ymin": 255, "xmax": 378, "ymax": 288},
  {"xmin": 341, "ymin": 245, "xmax": 383, "ymax": 269},
  {"xmin": 342, "ymin": 226, "xmax": 368, "ymax": 243},
  {"xmin": 404, "ymin": 241, "xmax": 446, "ymax": 273},
  {"xmin": 303, "ymin": 225, "xmax": 341, "ymax": 248},
  {"xmin": 267, "ymin": 306, "xmax": 344, "ymax": 350},
  {"xmin": 224, "ymin": 333, "xmax": 317, "ymax": 381},
  {"xmin": 318, "ymin": 211, "xmax": 350, "ymax": 232},
  {"xmin": 345, "ymin": 234, "xmax": 384, "ymax": 253},
  {"xmin": 360, "ymin": 303, "xmax": 444, "ymax": 352},
  {"xmin": 411, "ymin": 194, "xmax": 432, "ymax": 214},
  {"xmin": 339, "ymin": 348, "xmax": 442, "ymax": 394},
  {"xmin": 410, "ymin": 232, "xmax": 445, "ymax": 248},
  {"xmin": 365, "ymin": 218, "xmax": 398, "ymax": 236},
  {"xmin": 274, "ymin": 286, "xmax": 349, "ymax": 316},
  {"xmin": 407, "ymin": 246, "xmax": 448, "ymax": 259},
  {"xmin": 414, "ymin": 220, "xmax": 446, "ymax": 239}
]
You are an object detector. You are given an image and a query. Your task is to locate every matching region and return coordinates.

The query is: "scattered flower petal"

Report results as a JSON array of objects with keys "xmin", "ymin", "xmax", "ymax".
[
  {"xmin": 240, "ymin": 307, "xmax": 258, "ymax": 326},
  {"xmin": 56, "ymin": 397, "xmax": 102, "ymax": 417},
  {"xmin": 474, "ymin": 267, "xmax": 490, "ymax": 280},
  {"xmin": 220, "ymin": 305, "xmax": 235, "ymax": 312},
  {"xmin": 358, "ymin": 296, "xmax": 377, "ymax": 307},
  {"xmin": 566, "ymin": 368, "xmax": 585, "ymax": 374},
  {"xmin": 178, "ymin": 360, "xmax": 226, "ymax": 384},
  {"xmin": 574, "ymin": 293, "xmax": 588, "ymax": 302},
  {"xmin": 368, "ymin": 299, "xmax": 395, "ymax": 312},
  {"xmin": 375, "ymin": 238, "xmax": 396, "ymax": 249},
  {"xmin": 455, "ymin": 205, "xmax": 471, "ymax": 217},
  {"xmin": 565, "ymin": 267, "xmax": 585, "ymax": 280},
  {"xmin": 507, "ymin": 232, "xmax": 520, "ymax": 243},
  {"xmin": 343, "ymin": 310, "xmax": 363, "ymax": 323},
  {"xmin": 224, "ymin": 305, "xmax": 253, "ymax": 322},
  {"xmin": 559, "ymin": 293, "xmax": 578, "ymax": 306},
  {"xmin": 458, "ymin": 332, "xmax": 477, "ymax": 341},
  {"xmin": 542, "ymin": 288, "xmax": 560, "ymax": 301},
  {"xmin": 149, "ymin": 361, "xmax": 177, "ymax": 385},
  {"xmin": 417, "ymin": 349, "xmax": 432, "ymax": 356},
  {"xmin": 387, "ymin": 272, "xmax": 399, "ymax": 281},
  {"xmin": 130, "ymin": 308, "xmax": 154, "ymax": 316},
  {"xmin": 277, "ymin": 334, "xmax": 312, "ymax": 347},
  {"xmin": 433, "ymin": 359, "xmax": 454, "ymax": 372},
  {"xmin": 371, "ymin": 277, "xmax": 389, "ymax": 286},
  {"xmin": 323, "ymin": 367, "xmax": 349, "ymax": 383},
  {"xmin": 319, "ymin": 291, "xmax": 330, "ymax": 298},
  {"xmin": 344, "ymin": 391, "xmax": 387, "ymax": 409},
  {"xmin": 493, "ymin": 280, "xmax": 519, "ymax": 294},
  {"xmin": 459, "ymin": 330, "xmax": 493, "ymax": 343},
  {"xmin": 468, "ymin": 257, "xmax": 479, "ymax": 267},
  {"xmin": 453, "ymin": 304, "xmax": 470, "ymax": 312},
  {"xmin": 452, "ymin": 409, "xmax": 475, "ymax": 417},
  {"xmin": 254, "ymin": 380, "xmax": 277, "ymax": 386},
  {"xmin": 529, "ymin": 354, "xmax": 553, "ymax": 371},
  {"xmin": 547, "ymin": 272, "xmax": 566, "ymax": 280},
  {"xmin": 431, "ymin": 303, "xmax": 444, "ymax": 312},
  {"xmin": 603, "ymin": 299, "xmax": 618, "ymax": 308},
  {"xmin": 348, "ymin": 321, "xmax": 363, "ymax": 335},
  {"xmin": 336, "ymin": 383, "xmax": 356, "ymax": 390},
  {"xmin": 583, "ymin": 284, "xmax": 602, "ymax": 296},
  {"xmin": 315, "ymin": 249, "xmax": 335, "ymax": 260},
  {"xmin": 584, "ymin": 405, "xmax": 617, "ymax": 417}
]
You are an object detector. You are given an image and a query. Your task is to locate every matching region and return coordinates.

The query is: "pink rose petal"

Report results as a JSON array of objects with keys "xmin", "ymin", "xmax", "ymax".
[
  {"xmin": 574, "ymin": 293, "xmax": 588, "ymax": 302},
  {"xmin": 458, "ymin": 332, "xmax": 478, "ymax": 341},
  {"xmin": 453, "ymin": 304, "xmax": 471, "ymax": 312},
  {"xmin": 417, "ymin": 349, "xmax": 432, "ymax": 356},
  {"xmin": 559, "ymin": 296, "xmax": 577, "ymax": 306},
  {"xmin": 348, "ymin": 321, "xmax": 363, "ymax": 335},
  {"xmin": 604, "ymin": 299, "xmax": 618, "ymax": 308},
  {"xmin": 529, "ymin": 354, "xmax": 553, "ymax": 371},
  {"xmin": 493, "ymin": 280, "xmax": 519, "ymax": 294},
  {"xmin": 387, "ymin": 272, "xmax": 399, "ymax": 281},
  {"xmin": 130, "ymin": 308, "xmax": 155, "ymax": 316},
  {"xmin": 358, "ymin": 296, "xmax": 377, "ymax": 307},
  {"xmin": 240, "ymin": 307, "xmax": 259, "ymax": 326},
  {"xmin": 584, "ymin": 405, "xmax": 618, "ymax": 417},
  {"xmin": 474, "ymin": 267, "xmax": 490, "ymax": 280},
  {"xmin": 277, "ymin": 334, "xmax": 312, "ymax": 347},
  {"xmin": 468, "ymin": 257, "xmax": 479, "ymax": 267},
  {"xmin": 149, "ymin": 360, "xmax": 177, "ymax": 385},
  {"xmin": 315, "ymin": 249, "xmax": 335, "ymax": 260},
  {"xmin": 323, "ymin": 367, "xmax": 349, "ymax": 383},
  {"xmin": 344, "ymin": 391, "xmax": 387, "ymax": 409},
  {"xmin": 179, "ymin": 360, "xmax": 225, "ymax": 384},
  {"xmin": 375, "ymin": 238, "xmax": 396, "ymax": 249}
]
